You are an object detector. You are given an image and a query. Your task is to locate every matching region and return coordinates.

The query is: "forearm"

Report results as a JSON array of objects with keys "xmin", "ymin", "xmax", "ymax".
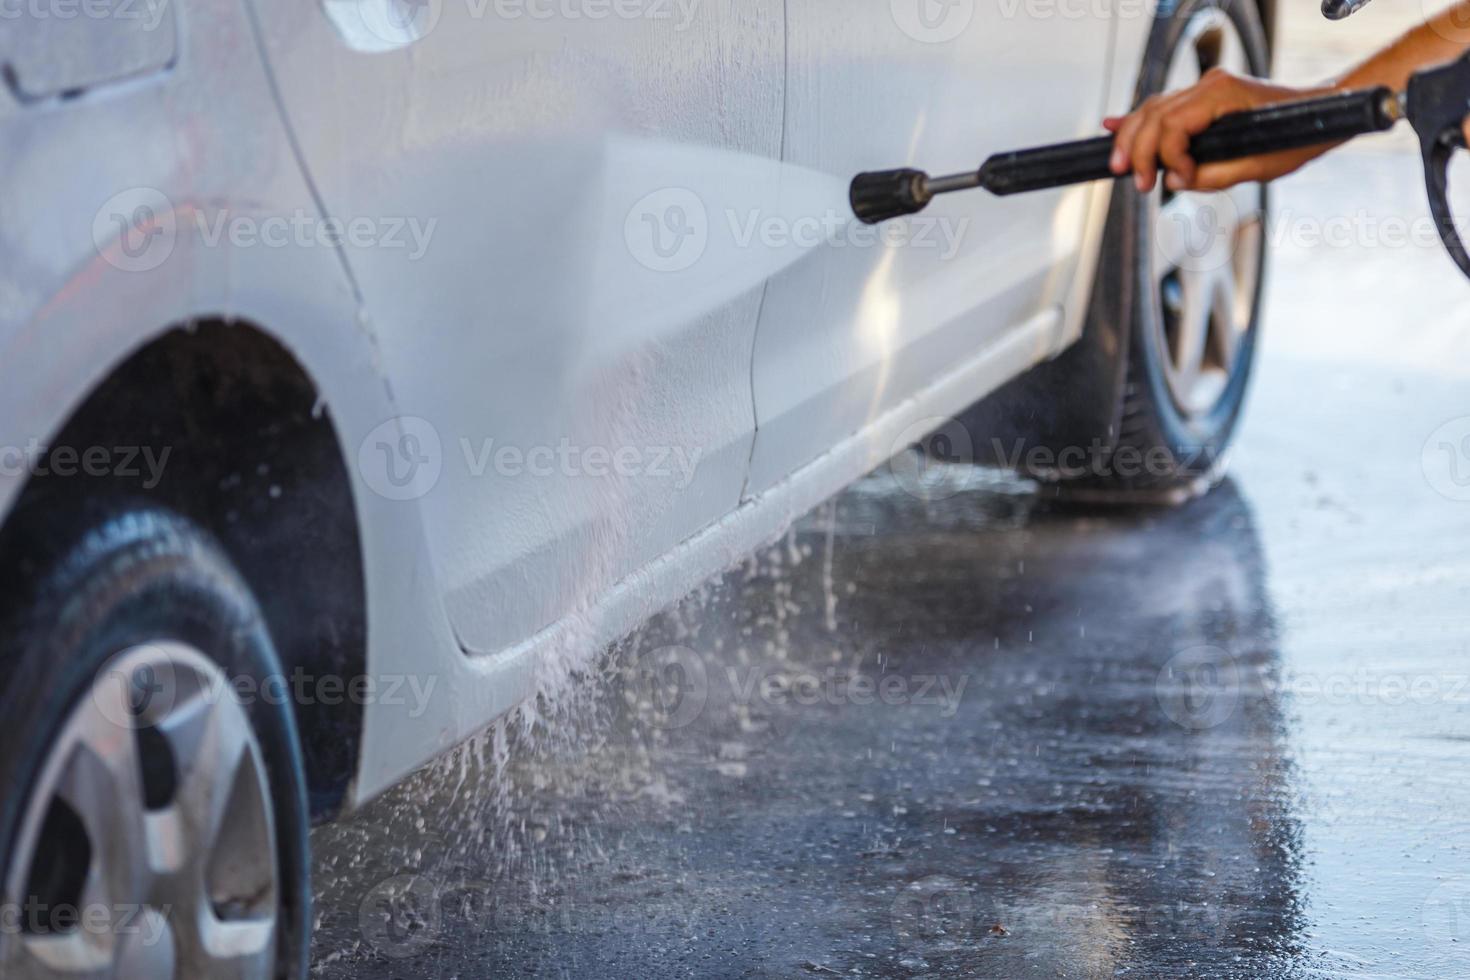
[
  {"xmin": 1335, "ymin": 3, "xmax": 1470, "ymax": 92},
  {"xmin": 1109, "ymin": 4, "xmax": 1470, "ymax": 191},
  {"xmin": 1266, "ymin": 9, "xmax": 1470, "ymax": 173}
]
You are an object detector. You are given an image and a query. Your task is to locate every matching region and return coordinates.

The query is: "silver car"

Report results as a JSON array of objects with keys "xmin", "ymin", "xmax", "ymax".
[{"xmin": 0, "ymin": 0, "xmax": 1273, "ymax": 974}]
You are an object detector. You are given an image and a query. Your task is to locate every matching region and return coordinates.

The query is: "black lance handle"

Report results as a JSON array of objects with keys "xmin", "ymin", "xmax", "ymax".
[
  {"xmin": 851, "ymin": 85, "xmax": 1401, "ymax": 223},
  {"xmin": 979, "ymin": 85, "xmax": 1399, "ymax": 196}
]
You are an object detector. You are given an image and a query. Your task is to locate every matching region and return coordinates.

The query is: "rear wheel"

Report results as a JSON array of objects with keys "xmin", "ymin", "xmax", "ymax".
[
  {"xmin": 954, "ymin": 0, "xmax": 1269, "ymax": 503},
  {"xmin": 0, "ymin": 508, "xmax": 311, "ymax": 979},
  {"xmin": 1110, "ymin": 0, "xmax": 1268, "ymax": 498}
]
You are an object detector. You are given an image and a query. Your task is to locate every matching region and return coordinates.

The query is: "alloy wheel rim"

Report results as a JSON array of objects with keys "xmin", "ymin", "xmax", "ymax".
[
  {"xmin": 1, "ymin": 642, "xmax": 279, "ymax": 979},
  {"xmin": 1151, "ymin": 8, "xmax": 1266, "ymax": 418}
]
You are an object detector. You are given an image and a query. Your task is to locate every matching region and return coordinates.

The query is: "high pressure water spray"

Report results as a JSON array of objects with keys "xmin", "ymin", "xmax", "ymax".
[{"xmin": 850, "ymin": 50, "xmax": 1470, "ymax": 283}]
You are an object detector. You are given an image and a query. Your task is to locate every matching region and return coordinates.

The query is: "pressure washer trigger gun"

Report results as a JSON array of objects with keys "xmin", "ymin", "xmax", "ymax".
[
  {"xmin": 1406, "ymin": 51, "xmax": 1470, "ymax": 281},
  {"xmin": 851, "ymin": 51, "xmax": 1470, "ymax": 285}
]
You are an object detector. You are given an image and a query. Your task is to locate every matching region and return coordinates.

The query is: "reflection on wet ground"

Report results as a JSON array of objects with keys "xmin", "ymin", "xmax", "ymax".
[
  {"xmin": 309, "ymin": 467, "xmax": 1401, "ymax": 978},
  {"xmin": 313, "ymin": 127, "xmax": 1470, "ymax": 975}
]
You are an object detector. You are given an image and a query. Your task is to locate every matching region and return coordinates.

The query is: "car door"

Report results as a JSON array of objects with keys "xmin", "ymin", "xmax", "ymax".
[
  {"xmin": 744, "ymin": 0, "xmax": 1116, "ymax": 495},
  {"xmin": 248, "ymin": 0, "xmax": 783, "ymax": 654}
]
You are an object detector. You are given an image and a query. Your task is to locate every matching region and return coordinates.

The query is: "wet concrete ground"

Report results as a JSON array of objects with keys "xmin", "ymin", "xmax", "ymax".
[{"xmin": 311, "ymin": 15, "xmax": 1470, "ymax": 979}]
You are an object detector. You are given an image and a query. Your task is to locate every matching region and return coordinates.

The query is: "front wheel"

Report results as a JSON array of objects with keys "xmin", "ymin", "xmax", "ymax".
[{"xmin": 0, "ymin": 508, "xmax": 312, "ymax": 979}]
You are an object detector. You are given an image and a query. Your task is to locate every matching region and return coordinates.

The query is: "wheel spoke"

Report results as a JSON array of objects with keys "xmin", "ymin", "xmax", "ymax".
[
  {"xmin": 196, "ymin": 915, "xmax": 277, "ymax": 978},
  {"xmin": 1215, "ymin": 19, "xmax": 1251, "ymax": 74},
  {"xmin": 7, "ymin": 933, "xmax": 114, "ymax": 979},
  {"xmin": 156, "ymin": 674, "xmax": 279, "ymax": 980},
  {"xmin": 1173, "ymin": 270, "xmax": 1212, "ymax": 395},
  {"xmin": 1228, "ymin": 180, "xmax": 1265, "ymax": 224},
  {"xmin": 160, "ymin": 685, "xmax": 251, "ymax": 863},
  {"xmin": 1148, "ymin": 7, "xmax": 1265, "ymax": 420},
  {"xmin": 1155, "ymin": 194, "xmax": 1196, "ymax": 275},
  {"xmin": 1164, "ymin": 48, "xmax": 1201, "ymax": 92},
  {"xmin": 4, "ymin": 643, "xmax": 280, "ymax": 980},
  {"xmin": 57, "ymin": 673, "xmax": 150, "ymax": 919},
  {"xmin": 1210, "ymin": 261, "xmax": 1243, "ymax": 370},
  {"xmin": 1158, "ymin": 190, "xmax": 1239, "ymax": 272}
]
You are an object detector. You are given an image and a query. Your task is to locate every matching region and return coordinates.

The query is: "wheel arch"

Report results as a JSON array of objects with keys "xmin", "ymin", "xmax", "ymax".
[
  {"xmin": 0, "ymin": 319, "xmax": 368, "ymax": 822},
  {"xmin": 953, "ymin": 0, "xmax": 1275, "ymax": 477}
]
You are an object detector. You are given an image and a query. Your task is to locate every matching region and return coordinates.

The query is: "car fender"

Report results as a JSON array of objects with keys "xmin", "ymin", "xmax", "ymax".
[{"xmin": 0, "ymin": 0, "xmax": 497, "ymax": 810}]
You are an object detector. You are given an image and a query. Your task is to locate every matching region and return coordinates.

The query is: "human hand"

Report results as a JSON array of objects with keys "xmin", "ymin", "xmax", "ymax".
[{"xmin": 1105, "ymin": 68, "xmax": 1336, "ymax": 192}]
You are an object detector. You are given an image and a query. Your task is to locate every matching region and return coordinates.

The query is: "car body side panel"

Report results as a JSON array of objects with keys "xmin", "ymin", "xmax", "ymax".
[
  {"xmin": 0, "ymin": 0, "xmax": 474, "ymax": 804},
  {"xmin": 0, "ymin": 0, "xmax": 1176, "ymax": 809},
  {"xmin": 247, "ymin": 0, "xmax": 785, "ymax": 659},
  {"xmin": 743, "ymin": 0, "xmax": 1115, "ymax": 495},
  {"xmin": 0, "ymin": 0, "xmax": 177, "ymax": 101},
  {"xmin": 352, "ymin": 0, "xmax": 1276, "ymax": 801}
]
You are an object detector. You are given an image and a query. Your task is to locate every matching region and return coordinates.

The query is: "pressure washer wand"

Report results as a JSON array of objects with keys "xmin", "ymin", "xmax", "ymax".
[{"xmin": 850, "ymin": 86, "xmax": 1403, "ymax": 224}]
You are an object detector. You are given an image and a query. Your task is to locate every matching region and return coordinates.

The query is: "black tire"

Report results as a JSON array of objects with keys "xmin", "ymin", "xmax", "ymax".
[
  {"xmin": 1101, "ymin": 0, "xmax": 1269, "ymax": 498},
  {"xmin": 0, "ymin": 507, "xmax": 312, "ymax": 979},
  {"xmin": 956, "ymin": 0, "xmax": 1269, "ymax": 503}
]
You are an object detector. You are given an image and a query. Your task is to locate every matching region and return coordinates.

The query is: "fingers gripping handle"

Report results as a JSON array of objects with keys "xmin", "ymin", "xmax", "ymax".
[{"xmin": 980, "ymin": 86, "xmax": 1398, "ymax": 196}]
